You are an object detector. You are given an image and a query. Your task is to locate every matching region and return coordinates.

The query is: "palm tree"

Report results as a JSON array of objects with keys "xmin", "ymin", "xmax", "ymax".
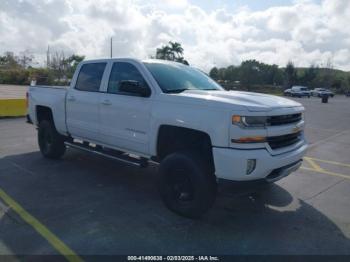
[
  {"xmin": 156, "ymin": 45, "xmax": 171, "ymax": 60},
  {"xmin": 169, "ymin": 41, "xmax": 184, "ymax": 60},
  {"xmin": 155, "ymin": 41, "xmax": 189, "ymax": 65}
]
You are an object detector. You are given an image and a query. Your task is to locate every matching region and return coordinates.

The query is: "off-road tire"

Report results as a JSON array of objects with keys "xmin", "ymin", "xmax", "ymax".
[
  {"xmin": 158, "ymin": 151, "xmax": 217, "ymax": 219},
  {"xmin": 38, "ymin": 120, "xmax": 66, "ymax": 159}
]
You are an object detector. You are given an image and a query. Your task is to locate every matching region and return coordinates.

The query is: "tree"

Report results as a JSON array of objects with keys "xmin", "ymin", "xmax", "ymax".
[
  {"xmin": 64, "ymin": 54, "xmax": 85, "ymax": 78},
  {"xmin": 209, "ymin": 67, "xmax": 219, "ymax": 80},
  {"xmin": 169, "ymin": 41, "xmax": 184, "ymax": 60},
  {"xmin": 17, "ymin": 51, "xmax": 34, "ymax": 68},
  {"xmin": 300, "ymin": 65, "xmax": 317, "ymax": 87},
  {"xmin": 218, "ymin": 68, "xmax": 227, "ymax": 80},
  {"xmin": 48, "ymin": 51, "xmax": 85, "ymax": 83},
  {"xmin": 0, "ymin": 52, "xmax": 21, "ymax": 69},
  {"xmin": 155, "ymin": 41, "xmax": 189, "ymax": 65},
  {"xmin": 239, "ymin": 60, "xmax": 261, "ymax": 89},
  {"xmin": 156, "ymin": 45, "xmax": 171, "ymax": 60},
  {"xmin": 28, "ymin": 68, "xmax": 53, "ymax": 85},
  {"xmin": 207, "ymin": 60, "xmax": 284, "ymax": 89},
  {"xmin": 322, "ymin": 58, "xmax": 335, "ymax": 88},
  {"xmin": 284, "ymin": 61, "xmax": 297, "ymax": 89},
  {"xmin": 346, "ymin": 76, "xmax": 350, "ymax": 93},
  {"xmin": 49, "ymin": 51, "xmax": 66, "ymax": 81},
  {"xmin": 225, "ymin": 65, "xmax": 239, "ymax": 81},
  {"xmin": 0, "ymin": 52, "xmax": 31, "ymax": 84},
  {"xmin": 272, "ymin": 69, "xmax": 284, "ymax": 85}
]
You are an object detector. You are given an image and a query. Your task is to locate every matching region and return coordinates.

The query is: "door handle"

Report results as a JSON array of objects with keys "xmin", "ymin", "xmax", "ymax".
[
  {"xmin": 101, "ymin": 99, "xmax": 112, "ymax": 106},
  {"xmin": 67, "ymin": 95, "xmax": 76, "ymax": 102}
]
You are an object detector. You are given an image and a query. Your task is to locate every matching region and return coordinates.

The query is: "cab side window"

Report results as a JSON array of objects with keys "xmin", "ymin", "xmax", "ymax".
[
  {"xmin": 108, "ymin": 62, "xmax": 148, "ymax": 94},
  {"xmin": 75, "ymin": 63, "xmax": 106, "ymax": 92}
]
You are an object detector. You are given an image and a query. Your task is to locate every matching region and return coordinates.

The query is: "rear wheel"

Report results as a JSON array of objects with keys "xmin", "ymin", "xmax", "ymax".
[
  {"xmin": 158, "ymin": 151, "xmax": 217, "ymax": 218},
  {"xmin": 38, "ymin": 120, "xmax": 66, "ymax": 159}
]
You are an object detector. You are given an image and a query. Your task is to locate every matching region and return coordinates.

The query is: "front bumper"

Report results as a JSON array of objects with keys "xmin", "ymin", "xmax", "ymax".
[{"xmin": 213, "ymin": 142, "xmax": 307, "ymax": 182}]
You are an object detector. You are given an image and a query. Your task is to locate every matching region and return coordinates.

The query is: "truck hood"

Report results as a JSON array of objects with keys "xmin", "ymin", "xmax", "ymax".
[{"xmin": 173, "ymin": 90, "xmax": 302, "ymax": 112}]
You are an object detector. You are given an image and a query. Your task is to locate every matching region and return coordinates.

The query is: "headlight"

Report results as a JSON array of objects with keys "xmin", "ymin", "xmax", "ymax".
[{"xmin": 232, "ymin": 115, "xmax": 267, "ymax": 128}]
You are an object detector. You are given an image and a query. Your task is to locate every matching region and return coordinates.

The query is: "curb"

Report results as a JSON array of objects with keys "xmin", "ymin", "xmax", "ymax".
[{"xmin": 0, "ymin": 99, "xmax": 27, "ymax": 117}]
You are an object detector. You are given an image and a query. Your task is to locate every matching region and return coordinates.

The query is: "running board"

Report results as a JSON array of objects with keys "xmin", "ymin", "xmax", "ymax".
[{"xmin": 64, "ymin": 141, "xmax": 148, "ymax": 168}]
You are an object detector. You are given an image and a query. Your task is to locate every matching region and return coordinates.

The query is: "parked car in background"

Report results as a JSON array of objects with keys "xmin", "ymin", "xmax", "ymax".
[
  {"xmin": 283, "ymin": 88, "xmax": 292, "ymax": 96},
  {"xmin": 284, "ymin": 86, "xmax": 311, "ymax": 98},
  {"xmin": 311, "ymin": 88, "xmax": 334, "ymax": 97}
]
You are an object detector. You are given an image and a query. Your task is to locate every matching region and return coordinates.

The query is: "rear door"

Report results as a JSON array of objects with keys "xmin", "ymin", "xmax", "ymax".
[
  {"xmin": 99, "ymin": 61, "xmax": 152, "ymax": 155},
  {"xmin": 66, "ymin": 62, "xmax": 107, "ymax": 141}
]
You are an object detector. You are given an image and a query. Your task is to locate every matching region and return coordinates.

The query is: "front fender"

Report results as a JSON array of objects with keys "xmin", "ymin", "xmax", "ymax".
[{"xmin": 149, "ymin": 100, "xmax": 231, "ymax": 156}]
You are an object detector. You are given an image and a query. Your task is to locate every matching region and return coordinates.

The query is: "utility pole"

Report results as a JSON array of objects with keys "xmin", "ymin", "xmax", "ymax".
[
  {"xmin": 110, "ymin": 37, "xmax": 113, "ymax": 58},
  {"xmin": 46, "ymin": 45, "xmax": 50, "ymax": 68}
]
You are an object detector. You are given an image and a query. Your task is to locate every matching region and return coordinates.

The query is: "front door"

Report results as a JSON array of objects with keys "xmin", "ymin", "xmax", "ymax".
[{"xmin": 99, "ymin": 61, "xmax": 152, "ymax": 155}]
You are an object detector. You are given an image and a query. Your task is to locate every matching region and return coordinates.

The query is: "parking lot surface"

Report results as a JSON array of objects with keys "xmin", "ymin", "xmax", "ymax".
[{"xmin": 0, "ymin": 96, "xmax": 349, "ymax": 258}]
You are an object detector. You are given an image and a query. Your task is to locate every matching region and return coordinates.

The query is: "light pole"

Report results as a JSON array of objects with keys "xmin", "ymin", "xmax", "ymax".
[{"xmin": 110, "ymin": 37, "xmax": 113, "ymax": 58}]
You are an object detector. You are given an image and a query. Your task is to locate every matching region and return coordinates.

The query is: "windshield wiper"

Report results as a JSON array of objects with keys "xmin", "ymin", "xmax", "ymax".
[
  {"xmin": 165, "ymin": 88, "xmax": 189, "ymax": 93},
  {"xmin": 165, "ymin": 88, "xmax": 220, "ymax": 94},
  {"xmin": 165, "ymin": 88, "xmax": 220, "ymax": 93}
]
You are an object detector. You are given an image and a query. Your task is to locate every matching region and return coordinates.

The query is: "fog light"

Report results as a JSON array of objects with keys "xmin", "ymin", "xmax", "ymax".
[{"xmin": 246, "ymin": 159, "xmax": 256, "ymax": 175}]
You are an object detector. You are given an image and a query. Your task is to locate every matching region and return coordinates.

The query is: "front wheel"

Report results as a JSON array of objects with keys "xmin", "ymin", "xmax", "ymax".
[
  {"xmin": 157, "ymin": 151, "xmax": 217, "ymax": 219},
  {"xmin": 38, "ymin": 120, "xmax": 66, "ymax": 159}
]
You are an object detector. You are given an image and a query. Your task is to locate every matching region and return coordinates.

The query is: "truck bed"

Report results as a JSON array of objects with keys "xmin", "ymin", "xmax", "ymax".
[{"xmin": 28, "ymin": 85, "xmax": 68, "ymax": 135}]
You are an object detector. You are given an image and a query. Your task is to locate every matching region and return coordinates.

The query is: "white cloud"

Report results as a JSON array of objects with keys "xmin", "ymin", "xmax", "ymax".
[{"xmin": 0, "ymin": 0, "xmax": 349, "ymax": 71}]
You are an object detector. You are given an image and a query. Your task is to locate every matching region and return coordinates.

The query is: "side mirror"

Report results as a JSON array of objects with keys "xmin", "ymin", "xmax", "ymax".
[{"xmin": 119, "ymin": 80, "xmax": 151, "ymax": 97}]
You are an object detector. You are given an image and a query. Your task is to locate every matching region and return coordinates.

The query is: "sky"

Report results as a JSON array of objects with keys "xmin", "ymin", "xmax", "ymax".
[{"xmin": 0, "ymin": 0, "xmax": 349, "ymax": 71}]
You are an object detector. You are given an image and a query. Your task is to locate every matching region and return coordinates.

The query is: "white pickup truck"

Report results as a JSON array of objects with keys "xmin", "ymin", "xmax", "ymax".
[{"xmin": 28, "ymin": 58, "xmax": 307, "ymax": 218}]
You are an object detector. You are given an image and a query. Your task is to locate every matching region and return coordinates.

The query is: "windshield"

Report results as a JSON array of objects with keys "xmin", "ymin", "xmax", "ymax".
[
  {"xmin": 144, "ymin": 61, "xmax": 223, "ymax": 93},
  {"xmin": 301, "ymin": 87, "xmax": 308, "ymax": 91}
]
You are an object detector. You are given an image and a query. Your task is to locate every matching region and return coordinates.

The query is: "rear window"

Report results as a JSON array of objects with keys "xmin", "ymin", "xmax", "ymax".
[{"xmin": 75, "ymin": 63, "xmax": 106, "ymax": 92}]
